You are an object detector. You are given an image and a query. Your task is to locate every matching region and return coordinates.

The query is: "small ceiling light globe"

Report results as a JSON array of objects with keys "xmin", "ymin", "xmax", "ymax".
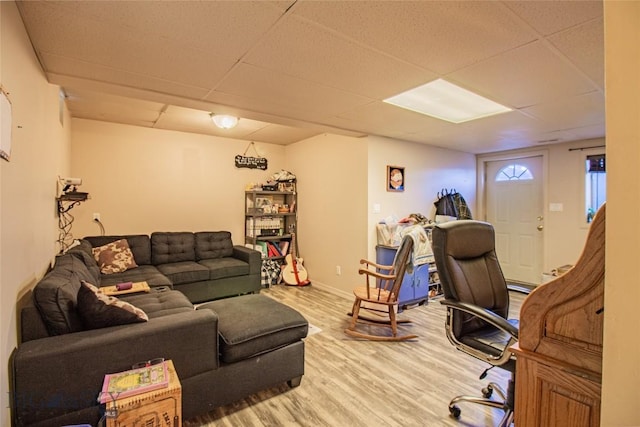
[{"xmin": 211, "ymin": 114, "xmax": 239, "ymax": 129}]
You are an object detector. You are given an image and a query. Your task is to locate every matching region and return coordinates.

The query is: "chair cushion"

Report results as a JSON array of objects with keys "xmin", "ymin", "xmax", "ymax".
[
  {"xmin": 198, "ymin": 294, "xmax": 308, "ymax": 363},
  {"xmin": 195, "ymin": 231, "xmax": 234, "ymax": 260},
  {"xmin": 151, "ymin": 232, "xmax": 195, "ymax": 264}
]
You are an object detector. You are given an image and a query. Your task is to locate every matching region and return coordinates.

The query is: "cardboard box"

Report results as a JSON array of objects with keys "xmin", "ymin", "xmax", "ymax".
[{"xmin": 106, "ymin": 360, "xmax": 181, "ymax": 427}]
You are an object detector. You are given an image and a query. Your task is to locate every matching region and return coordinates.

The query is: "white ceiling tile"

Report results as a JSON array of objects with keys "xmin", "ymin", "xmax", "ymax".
[
  {"xmin": 17, "ymin": 1, "xmax": 606, "ymax": 150},
  {"xmin": 504, "ymin": 0, "xmax": 603, "ymax": 36},
  {"xmin": 42, "ymin": 54, "xmax": 212, "ymax": 101},
  {"xmin": 448, "ymin": 41, "xmax": 598, "ymax": 108},
  {"xmin": 245, "ymin": 15, "xmax": 436, "ymax": 99},
  {"xmin": 335, "ymin": 101, "xmax": 455, "ymax": 135},
  {"xmin": 523, "ymin": 91, "xmax": 605, "ymax": 130},
  {"xmin": 214, "ymin": 63, "xmax": 373, "ymax": 117},
  {"xmin": 548, "ymin": 20, "xmax": 605, "ymax": 89},
  {"xmin": 292, "ymin": 1, "xmax": 537, "ymax": 74}
]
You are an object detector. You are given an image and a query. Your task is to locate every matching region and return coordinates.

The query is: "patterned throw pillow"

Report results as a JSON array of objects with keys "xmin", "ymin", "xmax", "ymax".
[
  {"xmin": 77, "ymin": 281, "xmax": 148, "ymax": 329},
  {"xmin": 92, "ymin": 239, "xmax": 138, "ymax": 274}
]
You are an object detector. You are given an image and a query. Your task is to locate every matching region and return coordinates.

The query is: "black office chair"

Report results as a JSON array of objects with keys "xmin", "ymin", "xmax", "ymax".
[{"xmin": 432, "ymin": 220, "xmax": 519, "ymax": 427}]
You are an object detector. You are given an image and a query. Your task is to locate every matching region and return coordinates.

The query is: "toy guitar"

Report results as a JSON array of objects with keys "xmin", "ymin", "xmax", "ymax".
[{"xmin": 282, "ymin": 232, "xmax": 310, "ymax": 286}]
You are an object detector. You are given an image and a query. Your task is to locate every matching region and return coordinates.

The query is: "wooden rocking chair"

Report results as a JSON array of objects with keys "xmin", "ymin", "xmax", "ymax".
[{"xmin": 344, "ymin": 235, "xmax": 417, "ymax": 341}]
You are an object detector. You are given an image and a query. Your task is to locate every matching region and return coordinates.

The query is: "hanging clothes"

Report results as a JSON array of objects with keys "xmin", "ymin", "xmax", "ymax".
[{"xmin": 434, "ymin": 189, "xmax": 473, "ymax": 220}]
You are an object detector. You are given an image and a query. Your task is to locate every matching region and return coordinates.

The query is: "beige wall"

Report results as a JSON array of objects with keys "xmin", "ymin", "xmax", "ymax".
[
  {"xmin": 602, "ymin": 1, "xmax": 640, "ymax": 424},
  {"xmin": 366, "ymin": 136, "xmax": 476, "ymax": 261},
  {"xmin": 0, "ymin": 2, "xmax": 71, "ymax": 424},
  {"xmin": 70, "ymin": 118, "xmax": 286, "ymax": 241},
  {"xmin": 285, "ymin": 133, "xmax": 368, "ymax": 296}
]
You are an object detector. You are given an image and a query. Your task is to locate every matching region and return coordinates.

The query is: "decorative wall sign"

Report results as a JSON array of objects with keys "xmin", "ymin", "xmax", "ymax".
[
  {"xmin": 235, "ymin": 155, "xmax": 267, "ymax": 170},
  {"xmin": 235, "ymin": 141, "xmax": 267, "ymax": 170}
]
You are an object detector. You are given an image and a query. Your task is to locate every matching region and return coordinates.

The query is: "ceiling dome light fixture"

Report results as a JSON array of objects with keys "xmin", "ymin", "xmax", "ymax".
[{"xmin": 211, "ymin": 114, "xmax": 239, "ymax": 129}]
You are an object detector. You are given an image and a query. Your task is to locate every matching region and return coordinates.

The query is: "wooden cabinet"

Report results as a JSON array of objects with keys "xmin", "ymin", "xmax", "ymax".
[
  {"xmin": 512, "ymin": 204, "xmax": 605, "ymax": 427},
  {"xmin": 375, "ymin": 245, "xmax": 439, "ymax": 310}
]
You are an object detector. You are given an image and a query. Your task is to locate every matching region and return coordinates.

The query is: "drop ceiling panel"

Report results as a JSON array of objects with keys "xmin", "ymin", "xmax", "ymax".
[
  {"xmin": 548, "ymin": 20, "xmax": 604, "ymax": 88},
  {"xmin": 245, "ymin": 125, "xmax": 320, "ymax": 145},
  {"xmin": 448, "ymin": 41, "xmax": 598, "ymax": 108},
  {"xmin": 153, "ymin": 105, "xmax": 318, "ymax": 145},
  {"xmin": 244, "ymin": 15, "xmax": 436, "ymax": 100},
  {"xmin": 292, "ymin": 1, "xmax": 537, "ymax": 74},
  {"xmin": 504, "ymin": 0, "xmax": 603, "ymax": 36},
  {"xmin": 64, "ymin": 90, "xmax": 164, "ymax": 125},
  {"xmin": 42, "ymin": 54, "xmax": 212, "ymax": 101},
  {"xmin": 335, "ymin": 101, "xmax": 455, "ymax": 135},
  {"xmin": 213, "ymin": 63, "xmax": 373, "ymax": 117},
  {"xmin": 44, "ymin": 1, "xmax": 291, "ymax": 54},
  {"xmin": 16, "ymin": 1, "xmax": 606, "ymax": 151},
  {"xmin": 523, "ymin": 91, "xmax": 605, "ymax": 129}
]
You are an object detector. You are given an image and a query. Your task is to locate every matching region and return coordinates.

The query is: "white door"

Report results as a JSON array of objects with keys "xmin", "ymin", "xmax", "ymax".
[{"xmin": 486, "ymin": 156, "xmax": 544, "ymax": 285}]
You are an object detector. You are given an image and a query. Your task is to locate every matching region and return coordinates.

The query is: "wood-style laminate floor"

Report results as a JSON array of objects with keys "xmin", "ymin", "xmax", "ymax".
[{"xmin": 184, "ymin": 284, "xmax": 525, "ymax": 427}]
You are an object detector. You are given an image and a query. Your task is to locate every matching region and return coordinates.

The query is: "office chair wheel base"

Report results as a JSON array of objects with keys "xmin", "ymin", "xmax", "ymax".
[
  {"xmin": 449, "ymin": 405, "xmax": 461, "ymax": 419},
  {"xmin": 482, "ymin": 386, "xmax": 493, "ymax": 398}
]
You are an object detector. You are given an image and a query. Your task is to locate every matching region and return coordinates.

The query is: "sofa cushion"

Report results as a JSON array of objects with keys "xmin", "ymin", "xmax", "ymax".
[
  {"xmin": 151, "ymin": 232, "xmax": 195, "ymax": 264},
  {"xmin": 156, "ymin": 261, "xmax": 209, "ymax": 285},
  {"xmin": 33, "ymin": 254, "xmax": 95, "ymax": 335},
  {"xmin": 97, "ymin": 265, "xmax": 172, "ymax": 288},
  {"xmin": 67, "ymin": 239, "xmax": 101, "ymax": 283},
  {"xmin": 120, "ymin": 289, "xmax": 194, "ymax": 318},
  {"xmin": 84, "ymin": 235, "xmax": 152, "ymax": 265},
  {"xmin": 198, "ymin": 257, "xmax": 249, "ymax": 280},
  {"xmin": 92, "ymin": 239, "xmax": 139, "ymax": 274},
  {"xmin": 195, "ymin": 231, "xmax": 234, "ymax": 260},
  {"xmin": 77, "ymin": 281, "xmax": 148, "ymax": 329},
  {"xmin": 198, "ymin": 294, "xmax": 308, "ymax": 363}
]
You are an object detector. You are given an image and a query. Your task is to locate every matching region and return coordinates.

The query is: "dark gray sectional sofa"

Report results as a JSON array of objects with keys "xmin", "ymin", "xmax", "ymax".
[
  {"xmin": 83, "ymin": 231, "xmax": 262, "ymax": 303},
  {"xmin": 10, "ymin": 231, "xmax": 309, "ymax": 426}
]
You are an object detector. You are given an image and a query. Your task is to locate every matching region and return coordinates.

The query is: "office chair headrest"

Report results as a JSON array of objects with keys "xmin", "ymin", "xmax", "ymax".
[{"xmin": 434, "ymin": 220, "xmax": 495, "ymax": 259}]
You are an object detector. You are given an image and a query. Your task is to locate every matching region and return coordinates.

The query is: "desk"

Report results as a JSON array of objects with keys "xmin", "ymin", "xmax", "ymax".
[{"xmin": 512, "ymin": 204, "xmax": 605, "ymax": 427}]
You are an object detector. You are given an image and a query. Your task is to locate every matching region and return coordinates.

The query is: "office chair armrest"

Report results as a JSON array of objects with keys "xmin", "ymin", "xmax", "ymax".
[{"xmin": 440, "ymin": 299, "xmax": 519, "ymax": 339}]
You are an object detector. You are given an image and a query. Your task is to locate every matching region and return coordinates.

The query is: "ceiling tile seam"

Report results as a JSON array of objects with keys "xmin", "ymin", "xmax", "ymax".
[
  {"xmin": 285, "ymin": 12, "xmax": 443, "ymax": 83},
  {"xmin": 498, "ymin": 1, "xmax": 604, "ymax": 94},
  {"xmin": 15, "ymin": 4, "xmax": 51, "ymax": 76},
  {"xmin": 151, "ymin": 105, "xmax": 170, "ymax": 128},
  {"xmin": 200, "ymin": 0, "xmax": 301, "ymax": 101},
  {"xmin": 41, "ymin": 50, "xmax": 214, "ymax": 93}
]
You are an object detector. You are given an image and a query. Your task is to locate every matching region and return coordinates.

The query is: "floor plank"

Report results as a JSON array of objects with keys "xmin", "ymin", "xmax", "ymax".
[{"xmin": 185, "ymin": 285, "xmax": 525, "ymax": 427}]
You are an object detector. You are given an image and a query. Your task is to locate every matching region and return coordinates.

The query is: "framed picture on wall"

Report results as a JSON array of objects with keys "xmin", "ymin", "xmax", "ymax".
[{"xmin": 387, "ymin": 166, "xmax": 404, "ymax": 192}]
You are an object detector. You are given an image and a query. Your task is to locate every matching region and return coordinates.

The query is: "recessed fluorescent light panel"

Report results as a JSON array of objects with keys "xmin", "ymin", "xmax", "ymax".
[{"xmin": 383, "ymin": 79, "xmax": 512, "ymax": 123}]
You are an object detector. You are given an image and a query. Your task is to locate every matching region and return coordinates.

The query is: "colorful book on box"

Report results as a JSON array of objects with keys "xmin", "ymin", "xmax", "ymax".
[{"xmin": 98, "ymin": 361, "xmax": 169, "ymax": 403}]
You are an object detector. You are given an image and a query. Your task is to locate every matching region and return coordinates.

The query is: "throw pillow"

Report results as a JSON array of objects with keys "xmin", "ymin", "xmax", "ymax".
[
  {"xmin": 92, "ymin": 239, "xmax": 138, "ymax": 274},
  {"xmin": 77, "ymin": 281, "xmax": 148, "ymax": 329}
]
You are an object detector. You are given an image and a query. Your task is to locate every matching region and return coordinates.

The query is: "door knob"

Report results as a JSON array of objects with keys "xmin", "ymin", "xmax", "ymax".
[
  {"xmin": 537, "ymin": 216, "xmax": 544, "ymax": 221},
  {"xmin": 537, "ymin": 225, "xmax": 544, "ymax": 231}
]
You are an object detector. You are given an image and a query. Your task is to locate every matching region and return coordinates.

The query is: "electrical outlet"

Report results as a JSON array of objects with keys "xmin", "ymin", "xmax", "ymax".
[
  {"xmin": 93, "ymin": 213, "xmax": 101, "ymax": 221},
  {"xmin": 336, "ymin": 265, "xmax": 341, "ymax": 275}
]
